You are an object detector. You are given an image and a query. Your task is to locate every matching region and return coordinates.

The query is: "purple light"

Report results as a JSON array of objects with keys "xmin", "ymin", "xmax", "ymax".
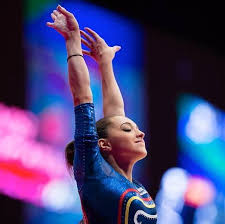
[
  {"xmin": 0, "ymin": 103, "xmax": 69, "ymax": 207},
  {"xmin": 39, "ymin": 107, "xmax": 70, "ymax": 145}
]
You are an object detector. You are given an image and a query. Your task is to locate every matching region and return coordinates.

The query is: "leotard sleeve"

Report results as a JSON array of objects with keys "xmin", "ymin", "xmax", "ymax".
[{"xmin": 73, "ymin": 103, "xmax": 111, "ymax": 190}]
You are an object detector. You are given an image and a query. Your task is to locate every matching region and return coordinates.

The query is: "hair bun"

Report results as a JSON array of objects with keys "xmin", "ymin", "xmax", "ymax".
[{"xmin": 65, "ymin": 141, "xmax": 75, "ymax": 167}]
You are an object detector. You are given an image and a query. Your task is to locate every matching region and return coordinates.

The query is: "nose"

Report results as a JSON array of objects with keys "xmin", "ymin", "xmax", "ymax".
[{"xmin": 137, "ymin": 129, "xmax": 145, "ymax": 139}]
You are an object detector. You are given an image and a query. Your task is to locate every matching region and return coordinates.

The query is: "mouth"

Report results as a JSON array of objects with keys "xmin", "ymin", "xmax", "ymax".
[{"xmin": 135, "ymin": 140, "xmax": 145, "ymax": 144}]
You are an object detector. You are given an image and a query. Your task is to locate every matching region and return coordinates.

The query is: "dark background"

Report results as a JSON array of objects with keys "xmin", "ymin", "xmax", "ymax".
[{"xmin": 0, "ymin": 1, "xmax": 224, "ymax": 223}]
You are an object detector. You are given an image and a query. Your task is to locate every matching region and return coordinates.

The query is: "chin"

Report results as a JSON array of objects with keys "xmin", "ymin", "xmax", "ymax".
[
  {"xmin": 135, "ymin": 149, "xmax": 147, "ymax": 161},
  {"xmin": 141, "ymin": 150, "xmax": 148, "ymax": 159}
]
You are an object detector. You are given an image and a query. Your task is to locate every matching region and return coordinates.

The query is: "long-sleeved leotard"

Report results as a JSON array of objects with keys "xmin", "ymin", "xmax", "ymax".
[{"xmin": 74, "ymin": 103, "xmax": 157, "ymax": 224}]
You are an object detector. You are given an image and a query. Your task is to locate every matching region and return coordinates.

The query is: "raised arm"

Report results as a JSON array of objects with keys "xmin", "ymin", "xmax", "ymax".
[
  {"xmin": 80, "ymin": 27, "xmax": 125, "ymax": 117},
  {"xmin": 47, "ymin": 5, "xmax": 92, "ymax": 106},
  {"xmin": 47, "ymin": 7, "xmax": 100, "ymax": 186}
]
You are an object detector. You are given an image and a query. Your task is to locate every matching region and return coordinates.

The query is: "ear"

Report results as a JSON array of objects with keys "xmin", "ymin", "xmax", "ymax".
[{"xmin": 98, "ymin": 138, "xmax": 112, "ymax": 153}]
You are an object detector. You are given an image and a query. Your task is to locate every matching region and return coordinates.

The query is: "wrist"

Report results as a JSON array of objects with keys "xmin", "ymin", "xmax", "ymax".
[
  {"xmin": 98, "ymin": 58, "xmax": 113, "ymax": 67},
  {"xmin": 98, "ymin": 60, "xmax": 113, "ymax": 75},
  {"xmin": 66, "ymin": 36, "xmax": 82, "ymax": 56},
  {"xmin": 65, "ymin": 30, "xmax": 80, "ymax": 41}
]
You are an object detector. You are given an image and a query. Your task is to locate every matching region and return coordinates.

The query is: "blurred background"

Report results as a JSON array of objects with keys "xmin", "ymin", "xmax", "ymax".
[{"xmin": 0, "ymin": 0, "xmax": 224, "ymax": 223}]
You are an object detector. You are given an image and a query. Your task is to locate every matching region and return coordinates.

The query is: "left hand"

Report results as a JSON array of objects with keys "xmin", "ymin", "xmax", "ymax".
[
  {"xmin": 46, "ymin": 5, "xmax": 80, "ymax": 40},
  {"xmin": 80, "ymin": 27, "xmax": 121, "ymax": 64}
]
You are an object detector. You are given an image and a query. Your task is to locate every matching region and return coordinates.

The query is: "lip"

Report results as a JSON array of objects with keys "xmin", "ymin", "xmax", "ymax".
[{"xmin": 135, "ymin": 140, "xmax": 145, "ymax": 144}]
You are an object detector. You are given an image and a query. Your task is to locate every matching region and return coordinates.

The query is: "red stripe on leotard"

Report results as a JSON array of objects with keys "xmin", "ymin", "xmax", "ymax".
[
  {"xmin": 142, "ymin": 197, "xmax": 152, "ymax": 201},
  {"xmin": 80, "ymin": 199, "xmax": 88, "ymax": 224},
  {"xmin": 117, "ymin": 188, "xmax": 139, "ymax": 224}
]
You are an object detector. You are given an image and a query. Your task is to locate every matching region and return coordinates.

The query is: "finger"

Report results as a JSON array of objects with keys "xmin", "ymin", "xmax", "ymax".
[
  {"xmin": 81, "ymin": 38, "xmax": 91, "ymax": 49},
  {"xmin": 46, "ymin": 22, "xmax": 55, "ymax": 28},
  {"xmin": 80, "ymin": 30, "xmax": 95, "ymax": 44},
  {"xmin": 113, "ymin": 45, "xmax": 121, "ymax": 53},
  {"xmin": 51, "ymin": 13, "xmax": 57, "ymax": 21},
  {"xmin": 53, "ymin": 10, "xmax": 60, "ymax": 17},
  {"xmin": 82, "ymin": 49, "xmax": 91, "ymax": 56},
  {"xmin": 84, "ymin": 27, "xmax": 102, "ymax": 40},
  {"xmin": 57, "ymin": 5, "xmax": 72, "ymax": 17}
]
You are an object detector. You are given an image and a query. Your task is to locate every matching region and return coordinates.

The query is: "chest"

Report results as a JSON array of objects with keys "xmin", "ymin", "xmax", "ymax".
[{"xmin": 118, "ymin": 186, "xmax": 157, "ymax": 224}]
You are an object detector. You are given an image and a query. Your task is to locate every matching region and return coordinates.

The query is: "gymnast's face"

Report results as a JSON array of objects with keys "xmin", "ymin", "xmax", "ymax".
[{"xmin": 106, "ymin": 116, "xmax": 147, "ymax": 163}]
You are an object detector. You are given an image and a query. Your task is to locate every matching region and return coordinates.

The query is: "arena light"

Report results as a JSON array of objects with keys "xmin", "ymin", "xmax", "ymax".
[
  {"xmin": 194, "ymin": 203, "xmax": 217, "ymax": 224},
  {"xmin": 157, "ymin": 204, "xmax": 183, "ymax": 224},
  {"xmin": 184, "ymin": 176, "xmax": 215, "ymax": 208},
  {"xmin": 41, "ymin": 179, "xmax": 81, "ymax": 212},
  {"xmin": 0, "ymin": 103, "xmax": 69, "ymax": 207},
  {"xmin": 0, "ymin": 103, "xmax": 38, "ymax": 139},
  {"xmin": 161, "ymin": 167, "xmax": 189, "ymax": 201},
  {"xmin": 39, "ymin": 106, "xmax": 70, "ymax": 145},
  {"xmin": 185, "ymin": 103, "xmax": 219, "ymax": 143},
  {"xmin": 155, "ymin": 167, "xmax": 189, "ymax": 215}
]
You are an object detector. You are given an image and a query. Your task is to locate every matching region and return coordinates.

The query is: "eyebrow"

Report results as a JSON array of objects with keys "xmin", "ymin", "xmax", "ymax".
[{"xmin": 120, "ymin": 122, "xmax": 139, "ymax": 129}]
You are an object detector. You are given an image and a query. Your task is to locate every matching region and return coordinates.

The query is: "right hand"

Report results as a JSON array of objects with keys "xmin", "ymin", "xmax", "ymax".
[
  {"xmin": 80, "ymin": 27, "xmax": 121, "ymax": 64},
  {"xmin": 46, "ymin": 5, "xmax": 80, "ymax": 40}
]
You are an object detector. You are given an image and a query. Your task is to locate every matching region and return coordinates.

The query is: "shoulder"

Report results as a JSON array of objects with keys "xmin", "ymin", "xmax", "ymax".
[{"xmin": 133, "ymin": 179, "xmax": 150, "ymax": 198}]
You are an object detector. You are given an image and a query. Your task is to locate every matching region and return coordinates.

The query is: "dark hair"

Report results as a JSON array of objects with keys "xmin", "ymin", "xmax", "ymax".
[{"xmin": 65, "ymin": 116, "xmax": 114, "ymax": 172}]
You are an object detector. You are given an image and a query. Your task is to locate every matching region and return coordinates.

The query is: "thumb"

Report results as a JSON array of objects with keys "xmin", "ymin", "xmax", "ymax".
[
  {"xmin": 113, "ymin": 45, "xmax": 121, "ymax": 53},
  {"xmin": 46, "ymin": 22, "xmax": 55, "ymax": 28}
]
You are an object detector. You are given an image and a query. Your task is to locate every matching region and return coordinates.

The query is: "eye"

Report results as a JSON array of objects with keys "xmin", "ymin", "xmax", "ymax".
[
  {"xmin": 120, "ymin": 122, "xmax": 133, "ymax": 132},
  {"xmin": 123, "ymin": 128, "xmax": 131, "ymax": 132}
]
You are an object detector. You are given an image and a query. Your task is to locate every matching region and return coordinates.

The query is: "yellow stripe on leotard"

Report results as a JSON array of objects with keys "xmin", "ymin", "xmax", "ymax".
[{"xmin": 125, "ymin": 196, "xmax": 156, "ymax": 224}]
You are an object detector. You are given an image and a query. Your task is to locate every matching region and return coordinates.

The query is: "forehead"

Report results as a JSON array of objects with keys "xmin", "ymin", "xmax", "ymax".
[{"xmin": 110, "ymin": 116, "xmax": 137, "ymax": 128}]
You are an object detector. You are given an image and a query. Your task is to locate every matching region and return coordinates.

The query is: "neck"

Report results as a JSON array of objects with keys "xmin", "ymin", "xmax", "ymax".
[{"xmin": 106, "ymin": 155, "xmax": 134, "ymax": 182}]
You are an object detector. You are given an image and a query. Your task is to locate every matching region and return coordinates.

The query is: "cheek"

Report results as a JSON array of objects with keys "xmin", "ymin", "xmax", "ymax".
[{"xmin": 110, "ymin": 135, "xmax": 135, "ymax": 153}]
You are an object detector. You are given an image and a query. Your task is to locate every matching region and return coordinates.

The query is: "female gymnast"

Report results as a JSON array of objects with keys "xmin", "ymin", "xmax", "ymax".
[{"xmin": 47, "ymin": 5, "xmax": 157, "ymax": 224}]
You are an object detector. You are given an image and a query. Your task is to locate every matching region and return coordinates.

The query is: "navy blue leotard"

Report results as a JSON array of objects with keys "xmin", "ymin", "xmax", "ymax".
[{"xmin": 74, "ymin": 103, "xmax": 157, "ymax": 224}]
